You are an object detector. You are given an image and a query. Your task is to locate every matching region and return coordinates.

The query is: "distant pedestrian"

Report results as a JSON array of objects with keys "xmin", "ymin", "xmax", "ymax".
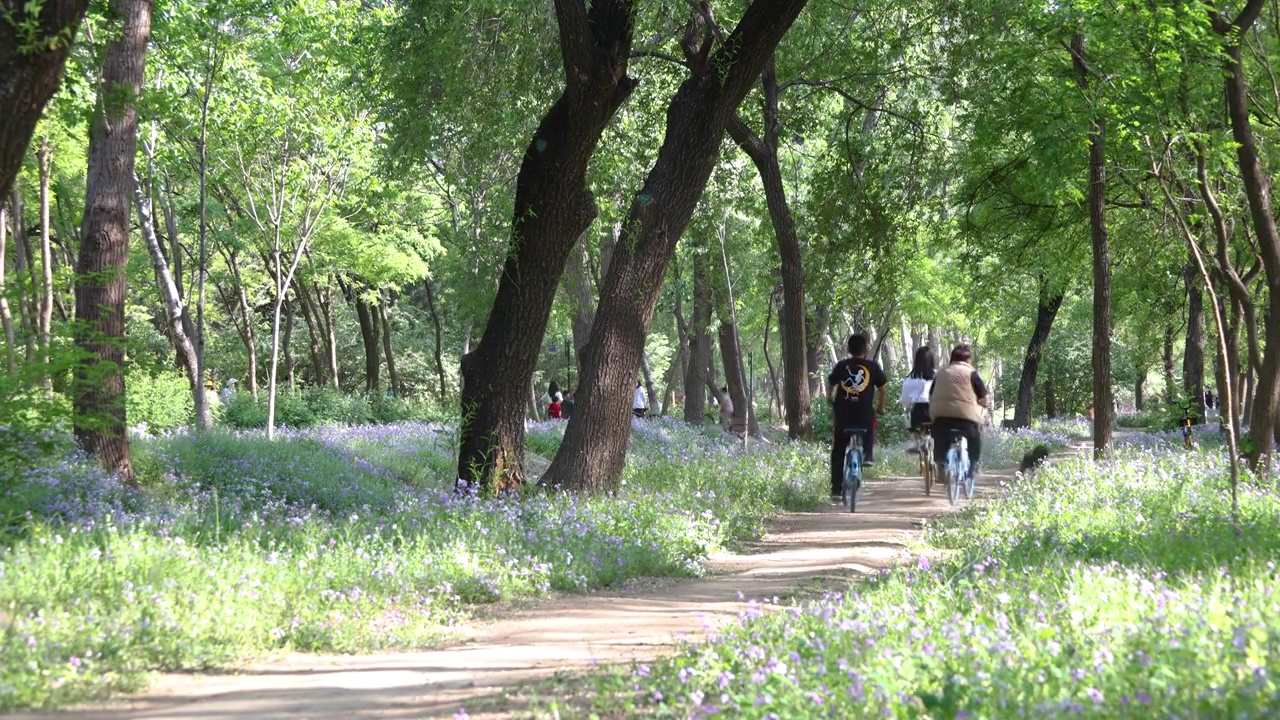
[
  {"xmin": 548, "ymin": 380, "xmax": 561, "ymax": 404},
  {"xmin": 633, "ymin": 382, "xmax": 648, "ymax": 418},
  {"xmin": 220, "ymin": 377, "xmax": 238, "ymax": 404},
  {"xmin": 548, "ymin": 392, "xmax": 563, "ymax": 419},
  {"xmin": 562, "ymin": 390, "xmax": 575, "ymax": 419}
]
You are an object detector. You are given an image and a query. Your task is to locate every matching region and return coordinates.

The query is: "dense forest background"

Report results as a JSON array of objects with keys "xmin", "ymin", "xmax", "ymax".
[{"xmin": 3, "ymin": 0, "xmax": 1277, "ymax": 489}]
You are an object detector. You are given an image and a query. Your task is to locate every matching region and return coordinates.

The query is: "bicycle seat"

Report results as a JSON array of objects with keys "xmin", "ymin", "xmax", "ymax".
[{"xmin": 843, "ymin": 427, "xmax": 868, "ymax": 436}]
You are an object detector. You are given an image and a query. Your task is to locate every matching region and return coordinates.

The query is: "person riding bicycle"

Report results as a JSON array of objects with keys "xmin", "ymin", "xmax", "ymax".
[
  {"xmin": 929, "ymin": 344, "xmax": 991, "ymax": 481},
  {"xmin": 827, "ymin": 333, "xmax": 887, "ymax": 499},
  {"xmin": 899, "ymin": 346, "xmax": 936, "ymax": 446}
]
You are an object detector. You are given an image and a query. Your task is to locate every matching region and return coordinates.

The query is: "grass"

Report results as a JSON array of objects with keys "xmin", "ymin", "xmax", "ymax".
[
  {"xmin": 578, "ymin": 444, "xmax": 1280, "ymax": 718},
  {"xmin": 0, "ymin": 416, "xmax": 826, "ymax": 710}
]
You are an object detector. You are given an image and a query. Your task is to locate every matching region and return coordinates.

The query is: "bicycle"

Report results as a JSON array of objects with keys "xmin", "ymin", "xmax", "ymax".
[
  {"xmin": 914, "ymin": 423, "xmax": 935, "ymax": 496},
  {"xmin": 944, "ymin": 429, "xmax": 975, "ymax": 506},
  {"xmin": 842, "ymin": 427, "xmax": 866, "ymax": 513}
]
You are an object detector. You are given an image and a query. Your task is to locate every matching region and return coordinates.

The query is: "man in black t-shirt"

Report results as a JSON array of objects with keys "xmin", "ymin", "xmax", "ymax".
[{"xmin": 827, "ymin": 333, "xmax": 888, "ymax": 498}]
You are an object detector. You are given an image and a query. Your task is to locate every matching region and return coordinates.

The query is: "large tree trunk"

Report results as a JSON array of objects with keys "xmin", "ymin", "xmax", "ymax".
[
  {"xmin": 0, "ymin": 0, "xmax": 91, "ymax": 201},
  {"xmin": 1163, "ymin": 324, "xmax": 1177, "ymax": 404},
  {"xmin": 1183, "ymin": 262, "xmax": 1206, "ymax": 416},
  {"xmin": 456, "ymin": 0, "xmax": 639, "ymax": 492},
  {"xmin": 683, "ymin": 251, "xmax": 713, "ymax": 425},
  {"xmin": 134, "ymin": 172, "xmax": 207, "ymax": 427},
  {"xmin": 1012, "ymin": 283, "xmax": 1063, "ymax": 428},
  {"xmin": 726, "ymin": 58, "xmax": 810, "ymax": 439},
  {"xmin": 0, "ymin": 206, "xmax": 15, "ymax": 377},
  {"xmin": 73, "ymin": 0, "xmax": 151, "ymax": 481},
  {"xmin": 543, "ymin": 0, "xmax": 811, "ymax": 492},
  {"xmin": 1135, "ymin": 372, "xmax": 1146, "ymax": 412},
  {"xmin": 1072, "ymin": 34, "xmax": 1113, "ymax": 457},
  {"xmin": 1213, "ymin": 0, "xmax": 1280, "ymax": 464}
]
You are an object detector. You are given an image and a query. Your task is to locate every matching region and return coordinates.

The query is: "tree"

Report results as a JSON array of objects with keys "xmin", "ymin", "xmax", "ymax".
[
  {"xmin": 1011, "ymin": 278, "xmax": 1064, "ymax": 428},
  {"xmin": 453, "ymin": 0, "xmax": 640, "ymax": 491},
  {"xmin": 73, "ymin": 0, "xmax": 153, "ymax": 480},
  {"xmin": 1069, "ymin": 33, "xmax": 1114, "ymax": 457},
  {"xmin": 0, "ymin": 0, "xmax": 91, "ymax": 200},
  {"xmin": 543, "ymin": 0, "xmax": 812, "ymax": 492},
  {"xmin": 726, "ymin": 59, "xmax": 811, "ymax": 439}
]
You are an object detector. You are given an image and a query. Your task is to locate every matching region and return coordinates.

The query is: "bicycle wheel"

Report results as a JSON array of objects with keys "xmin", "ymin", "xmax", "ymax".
[
  {"xmin": 947, "ymin": 446, "xmax": 962, "ymax": 506},
  {"xmin": 843, "ymin": 447, "xmax": 859, "ymax": 512}
]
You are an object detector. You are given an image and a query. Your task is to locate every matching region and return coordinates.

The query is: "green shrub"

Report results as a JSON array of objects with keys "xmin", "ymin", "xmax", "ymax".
[{"xmin": 125, "ymin": 368, "xmax": 193, "ymax": 433}]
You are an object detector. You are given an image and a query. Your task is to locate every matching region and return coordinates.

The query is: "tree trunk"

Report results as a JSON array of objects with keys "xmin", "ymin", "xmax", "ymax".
[
  {"xmin": 37, "ymin": 138, "xmax": 54, "ymax": 391},
  {"xmin": 456, "ymin": 0, "xmax": 639, "ymax": 491},
  {"xmin": 763, "ymin": 284, "xmax": 782, "ymax": 418},
  {"xmin": 0, "ymin": 0, "xmax": 91, "ymax": 201},
  {"xmin": 1163, "ymin": 325, "xmax": 1177, "ymax": 404},
  {"xmin": 806, "ymin": 308, "xmax": 830, "ymax": 398},
  {"xmin": 1213, "ymin": 1, "xmax": 1280, "ymax": 464},
  {"xmin": 423, "ymin": 279, "xmax": 447, "ymax": 400},
  {"xmin": 379, "ymin": 296, "xmax": 399, "ymax": 396},
  {"xmin": 640, "ymin": 351, "xmax": 658, "ymax": 412},
  {"xmin": 354, "ymin": 293, "xmax": 380, "ymax": 392},
  {"xmin": 12, "ymin": 188, "xmax": 36, "ymax": 363},
  {"xmin": 73, "ymin": 0, "xmax": 151, "ymax": 481},
  {"xmin": 683, "ymin": 251, "xmax": 713, "ymax": 425},
  {"xmin": 565, "ymin": 232, "xmax": 596, "ymax": 365},
  {"xmin": 718, "ymin": 321, "xmax": 751, "ymax": 436},
  {"xmin": 0, "ymin": 206, "xmax": 15, "ymax": 377},
  {"xmin": 1012, "ymin": 284, "xmax": 1063, "ymax": 428},
  {"xmin": 1073, "ymin": 34, "xmax": 1113, "ymax": 457},
  {"xmin": 543, "ymin": 0, "xmax": 811, "ymax": 492},
  {"xmin": 134, "ymin": 172, "xmax": 207, "ymax": 427},
  {"xmin": 1183, "ymin": 262, "xmax": 1206, "ymax": 416},
  {"xmin": 1135, "ymin": 373, "xmax": 1146, "ymax": 412},
  {"xmin": 283, "ymin": 299, "xmax": 295, "ymax": 391},
  {"xmin": 296, "ymin": 279, "xmax": 327, "ymax": 386},
  {"xmin": 726, "ymin": 57, "xmax": 810, "ymax": 439},
  {"xmin": 227, "ymin": 250, "xmax": 257, "ymax": 398},
  {"xmin": 318, "ymin": 285, "xmax": 339, "ymax": 388}
]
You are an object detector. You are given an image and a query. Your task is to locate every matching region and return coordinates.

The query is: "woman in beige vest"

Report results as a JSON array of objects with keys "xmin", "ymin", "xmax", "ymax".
[{"xmin": 928, "ymin": 344, "xmax": 992, "ymax": 479}]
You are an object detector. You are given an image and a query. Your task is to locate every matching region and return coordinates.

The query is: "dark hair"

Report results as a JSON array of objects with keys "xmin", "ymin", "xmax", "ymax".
[
  {"xmin": 950, "ymin": 344, "xmax": 973, "ymax": 363},
  {"xmin": 847, "ymin": 333, "xmax": 869, "ymax": 357},
  {"xmin": 910, "ymin": 346, "xmax": 937, "ymax": 379}
]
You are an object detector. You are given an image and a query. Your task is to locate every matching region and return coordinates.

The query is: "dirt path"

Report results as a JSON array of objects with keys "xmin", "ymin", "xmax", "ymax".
[{"xmin": 15, "ymin": 460, "xmax": 1023, "ymax": 720}]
